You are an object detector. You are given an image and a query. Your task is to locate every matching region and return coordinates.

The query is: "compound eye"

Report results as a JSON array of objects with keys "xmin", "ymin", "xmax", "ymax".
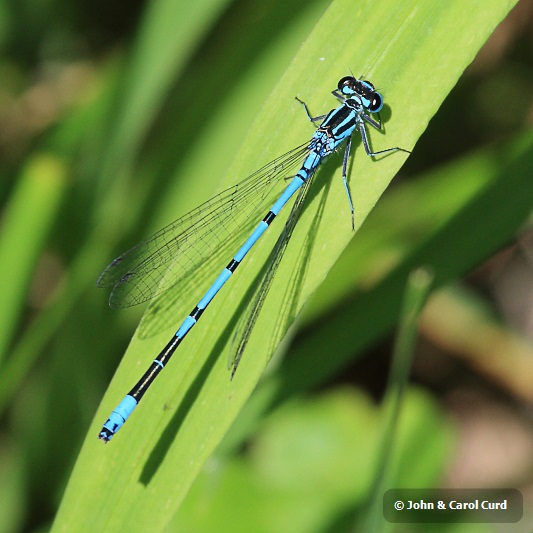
[
  {"xmin": 361, "ymin": 80, "xmax": 375, "ymax": 92},
  {"xmin": 369, "ymin": 93, "xmax": 383, "ymax": 112},
  {"xmin": 338, "ymin": 76, "xmax": 356, "ymax": 95}
]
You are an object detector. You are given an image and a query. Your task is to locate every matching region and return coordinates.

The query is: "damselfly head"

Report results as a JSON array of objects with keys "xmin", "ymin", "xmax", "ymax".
[{"xmin": 337, "ymin": 76, "xmax": 383, "ymax": 113}]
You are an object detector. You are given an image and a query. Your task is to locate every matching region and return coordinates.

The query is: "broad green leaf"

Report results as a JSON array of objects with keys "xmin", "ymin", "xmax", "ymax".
[{"xmin": 53, "ymin": 0, "xmax": 518, "ymax": 531}]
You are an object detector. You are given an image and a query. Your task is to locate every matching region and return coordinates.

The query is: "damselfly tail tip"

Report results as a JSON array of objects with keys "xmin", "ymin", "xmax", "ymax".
[{"xmin": 98, "ymin": 428, "xmax": 112, "ymax": 443}]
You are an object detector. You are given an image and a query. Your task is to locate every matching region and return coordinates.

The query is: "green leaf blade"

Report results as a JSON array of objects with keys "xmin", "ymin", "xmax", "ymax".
[{"xmin": 53, "ymin": 0, "xmax": 519, "ymax": 531}]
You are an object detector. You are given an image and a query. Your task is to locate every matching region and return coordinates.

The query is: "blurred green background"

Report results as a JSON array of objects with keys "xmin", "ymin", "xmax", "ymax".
[{"xmin": 0, "ymin": 0, "xmax": 532, "ymax": 532}]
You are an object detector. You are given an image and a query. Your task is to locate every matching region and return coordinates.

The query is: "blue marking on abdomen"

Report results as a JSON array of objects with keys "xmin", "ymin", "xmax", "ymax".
[
  {"xmin": 176, "ymin": 315, "xmax": 196, "ymax": 338},
  {"xmin": 271, "ymin": 177, "xmax": 304, "ymax": 214},
  {"xmin": 234, "ymin": 222, "xmax": 268, "ymax": 262},
  {"xmin": 101, "ymin": 394, "xmax": 137, "ymax": 440},
  {"xmin": 197, "ymin": 268, "xmax": 233, "ymax": 309}
]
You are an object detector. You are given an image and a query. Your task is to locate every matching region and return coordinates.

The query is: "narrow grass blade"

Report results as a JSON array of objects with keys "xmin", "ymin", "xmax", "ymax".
[{"xmin": 364, "ymin": 267, "xmax": 434, "ymax": 533}]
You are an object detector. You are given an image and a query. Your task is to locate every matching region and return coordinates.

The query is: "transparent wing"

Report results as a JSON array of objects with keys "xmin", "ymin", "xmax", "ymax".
[
  {"xmin": 97, "ymin": 142, "xmax": 310, "ymax": 308},
  {"xmin": 228, "ymin": 170, "xmax": 316, "ymax": 377}
]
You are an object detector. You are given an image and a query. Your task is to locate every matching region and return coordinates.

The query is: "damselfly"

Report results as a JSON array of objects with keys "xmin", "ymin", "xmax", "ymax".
[{"xmin": 97, "ymin": 76, "xmax": 410, "ymax": 442}]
